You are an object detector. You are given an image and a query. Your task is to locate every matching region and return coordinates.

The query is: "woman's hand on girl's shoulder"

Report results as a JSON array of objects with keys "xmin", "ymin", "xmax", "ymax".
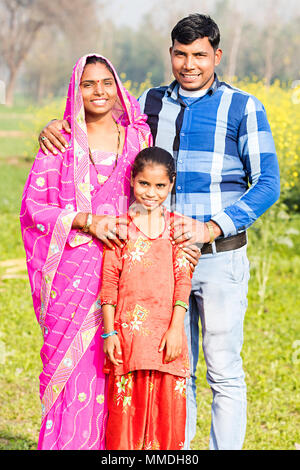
[{"xmin": 89, "ymin": 215, "xmax": 129, "ymax": 249}]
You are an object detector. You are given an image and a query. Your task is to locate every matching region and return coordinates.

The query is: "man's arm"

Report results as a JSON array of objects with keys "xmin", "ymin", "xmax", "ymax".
[
  {"xmin": 211, "ymin": 95, "xmax": 280, "ymax": 237},
  {"xmin": 39, "ymin": 120, "xmax": 71, "ymax": 155}
]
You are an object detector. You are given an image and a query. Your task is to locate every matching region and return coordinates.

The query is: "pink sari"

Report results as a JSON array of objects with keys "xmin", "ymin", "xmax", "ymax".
[{"xmin": 20, "ymin": 54, "xmax": 152, "ymax": 450}]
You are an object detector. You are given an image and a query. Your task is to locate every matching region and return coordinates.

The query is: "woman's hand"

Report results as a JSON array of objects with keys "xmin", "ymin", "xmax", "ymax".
[
  {"xmin": 159, "ymin": 326, "xmax": 183, "ymax": 363},
  {"xmin": 73, "ymin": 213, "xmax": 129, "ymax": 249},
  {"xmin": 89, "ymin": 214, "xmax": 129, "ymax": 249},
  {"xmin": 103, "ymin": 335, "xmax": 123, "ymax": 366},
  {"xmin": 39, "ymin": 119, "xmax": 71, "ymax": 155}
]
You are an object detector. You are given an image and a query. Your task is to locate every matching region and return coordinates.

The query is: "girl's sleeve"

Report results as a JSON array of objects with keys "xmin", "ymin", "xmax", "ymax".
[
  {"xmin": 99, "ymin": 246, "xmax": 122, "ymax": 306},
  {"xmin": 172, "ymin": 244, "xmax": 193, "ymax": 310}
]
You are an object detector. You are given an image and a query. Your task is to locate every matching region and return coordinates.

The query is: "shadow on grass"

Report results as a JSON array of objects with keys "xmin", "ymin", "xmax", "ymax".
[{"xmin": 0, "ymin": 431, "xmax": 37, "ymax": 450}]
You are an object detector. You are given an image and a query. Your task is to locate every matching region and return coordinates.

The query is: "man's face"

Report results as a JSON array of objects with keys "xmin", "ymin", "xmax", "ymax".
[{"xmin": 169, "ymin": 37, "xmax": 222, "ymax": 91}]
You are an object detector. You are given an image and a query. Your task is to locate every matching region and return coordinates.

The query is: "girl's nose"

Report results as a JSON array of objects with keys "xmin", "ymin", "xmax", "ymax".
[{"xmin": 145, "ymin": 186, "xmax": 156, "ymax": 197}]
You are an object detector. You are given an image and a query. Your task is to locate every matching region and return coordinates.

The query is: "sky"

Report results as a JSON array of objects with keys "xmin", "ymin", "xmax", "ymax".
[{"xmin": 104, "ymin": 0, "xmax": 300, "ymax": 28}]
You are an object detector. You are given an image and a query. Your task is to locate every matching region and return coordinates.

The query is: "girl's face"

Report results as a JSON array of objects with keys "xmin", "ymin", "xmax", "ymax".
[
  {"xmin": 80, "ymin": 62, "xmax": 118, "ymax": 120},
  {"xmin": 131, "ymin": 163, "xmax": 174, "ymax": 212}
]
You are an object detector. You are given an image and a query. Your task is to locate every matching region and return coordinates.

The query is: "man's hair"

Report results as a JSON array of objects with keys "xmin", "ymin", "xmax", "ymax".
[{"xmin": 171, "ymin": 14, "xmax": 220, "ymax": 51}]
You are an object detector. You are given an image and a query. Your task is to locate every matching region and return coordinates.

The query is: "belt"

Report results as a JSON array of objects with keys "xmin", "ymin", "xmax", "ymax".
[{"xmin": 197, "ymin": 231, "xmax": 247, "ymax": 255}]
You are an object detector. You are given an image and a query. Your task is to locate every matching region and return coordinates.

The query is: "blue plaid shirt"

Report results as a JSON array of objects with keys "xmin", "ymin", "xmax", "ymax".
[{"xmin": 138, "ymin": 76, "xmax": 280, "ymax": 238}]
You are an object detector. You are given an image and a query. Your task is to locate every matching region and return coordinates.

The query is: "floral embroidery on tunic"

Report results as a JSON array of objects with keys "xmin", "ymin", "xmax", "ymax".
[
  {"xmin": 123, "ymin": 236, "xmax": 152, "ymax": 271},
  {"xmin": 123, "ymin": 304, "xmax": 150, "ymax": 336}
]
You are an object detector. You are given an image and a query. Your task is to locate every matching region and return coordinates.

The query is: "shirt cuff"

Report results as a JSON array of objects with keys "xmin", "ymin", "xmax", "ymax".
[{"xmin": 211, "ymin": 211, "xmax": 237, "ymax": 238}]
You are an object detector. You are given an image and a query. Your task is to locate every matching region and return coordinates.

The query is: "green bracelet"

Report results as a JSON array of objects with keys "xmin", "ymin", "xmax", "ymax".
[
  {"xmin": 101, "ymin": 330, "xmax": 118, "ymax": 339},
  {"xmin": 174, "ymin": 300, "xmax": 189, "ymax": 310}
]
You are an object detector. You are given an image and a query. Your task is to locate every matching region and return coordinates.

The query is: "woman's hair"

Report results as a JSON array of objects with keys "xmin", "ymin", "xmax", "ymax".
[
  {"xmin": 171, "ymin": 14, "xmax": 220, "ymax": 51},
  {"xmin": 85, "ymin": 55, "xmax": 115, "ymax": 77},
  {"xmin": 132, "ymin": 147, "xmax": 176, "ymax": 182}
]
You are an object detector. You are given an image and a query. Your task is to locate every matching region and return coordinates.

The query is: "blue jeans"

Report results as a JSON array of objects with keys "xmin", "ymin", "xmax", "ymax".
[{"xmin": 184, "ymin": 244, "xmax": 250, "ymax": 450}]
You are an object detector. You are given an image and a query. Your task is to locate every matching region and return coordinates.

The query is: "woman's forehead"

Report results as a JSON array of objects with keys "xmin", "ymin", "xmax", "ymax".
[{"xmin": 81, "ymin": 62, "xmax": 115, "ymax": 81}]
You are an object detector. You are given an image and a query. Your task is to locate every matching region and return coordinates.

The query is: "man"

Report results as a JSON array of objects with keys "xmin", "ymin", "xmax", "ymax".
[{"xmin": 38, "ymin": 14, "xmax": 280, "ymax": 450}]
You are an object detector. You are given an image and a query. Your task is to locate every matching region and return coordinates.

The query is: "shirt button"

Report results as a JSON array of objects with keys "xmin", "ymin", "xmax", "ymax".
[
  {"xmin": 181, "ymin": 132, "xmax": 185, "ymax": 136},
  {"xmin": 178, "ymin": 159, "xmax": 183, "ymax": 163},
  {"xmin": 177, "ymin": 185, "xmax": 181, "ymax": 190}
]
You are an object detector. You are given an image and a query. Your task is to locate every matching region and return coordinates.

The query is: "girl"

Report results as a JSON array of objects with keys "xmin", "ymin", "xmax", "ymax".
[{"xmin": 100, "ymin": 146, "xmax": 192, "ymax": 450}]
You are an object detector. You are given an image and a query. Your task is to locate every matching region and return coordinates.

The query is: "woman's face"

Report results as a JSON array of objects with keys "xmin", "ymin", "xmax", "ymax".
[{"xmin": 80, "ymin": 62, "xmax": 118, "ymax": 120}]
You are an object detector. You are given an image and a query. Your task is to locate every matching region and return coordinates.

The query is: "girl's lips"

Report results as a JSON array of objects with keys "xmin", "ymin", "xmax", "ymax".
[{"xmin": 141, "ymin": 199, "xmax": 158, "ymax": 207}]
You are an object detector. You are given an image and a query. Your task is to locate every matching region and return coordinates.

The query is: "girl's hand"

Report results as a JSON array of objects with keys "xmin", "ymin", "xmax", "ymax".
[
  {"xmin": 103, "ymin": 335, "xmax": 123, "ymax": 366},
  {"xmin": 159, "ymin": 327, "xmax": 183, "ymax": 363}
]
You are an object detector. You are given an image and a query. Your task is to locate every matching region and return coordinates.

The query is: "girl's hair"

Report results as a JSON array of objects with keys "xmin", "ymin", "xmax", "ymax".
[
  {"xmin": 132, "ymin": 147, "xmax": 176, "ymax": 182},
  {"xmin": 85, "ymin": 55, "xmax": 115, "ymax": 77}
]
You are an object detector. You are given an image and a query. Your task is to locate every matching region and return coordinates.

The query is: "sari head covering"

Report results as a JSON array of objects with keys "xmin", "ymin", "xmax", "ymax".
[{"xmin": 20, "ymin": 54, "xmax": 152, "ymax": 450}]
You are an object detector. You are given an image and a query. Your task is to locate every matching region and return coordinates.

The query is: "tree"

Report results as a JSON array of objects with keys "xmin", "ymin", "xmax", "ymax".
[
  {"xmin": 0, "ymin": 0, "xmax": 43, "ymax": 106},
  {"xmin": 0, "ymin": 0, "xmax": 100, "ymax": 106}
]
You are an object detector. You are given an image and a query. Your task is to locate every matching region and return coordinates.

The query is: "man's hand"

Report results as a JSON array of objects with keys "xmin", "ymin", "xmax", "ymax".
[
  {"xmin": 39, "ymin": 119, "xmax": 71, "ymax": 155},
  {"xmin": 181, "ymin": 244, "xmax": 201, "ymax": 272},
  {"xmin": 170, "ymin": 215, "xmax": 222, "ymax": 248}
]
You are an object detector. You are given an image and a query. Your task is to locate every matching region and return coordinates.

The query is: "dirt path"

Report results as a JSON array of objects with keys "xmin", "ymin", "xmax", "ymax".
[{"xmin": 0, "ymin": 258, "xmax": 27, "ymax": 280}]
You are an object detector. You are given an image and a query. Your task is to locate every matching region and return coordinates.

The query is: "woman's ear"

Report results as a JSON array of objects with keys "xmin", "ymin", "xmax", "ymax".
[{"xmin": 130, "ymin": 175, "xmax": 134, "ymax": 187}]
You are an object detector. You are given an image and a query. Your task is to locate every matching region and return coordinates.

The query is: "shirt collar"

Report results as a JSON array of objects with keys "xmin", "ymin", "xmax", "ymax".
[{"xmin": 167, "ymin": 74, "xmax": 220, "ymax": 101}]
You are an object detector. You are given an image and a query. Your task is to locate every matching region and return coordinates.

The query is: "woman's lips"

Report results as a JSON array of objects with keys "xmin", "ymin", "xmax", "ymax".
[{"xmin": 90, "ymin": 98, "xmax": 108, "ymax": 106}]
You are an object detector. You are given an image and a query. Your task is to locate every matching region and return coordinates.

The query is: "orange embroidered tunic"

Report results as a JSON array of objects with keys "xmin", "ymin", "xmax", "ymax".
[{"xmin": 100, "ymin": 210, "xmax": 192, "ymax": 378}]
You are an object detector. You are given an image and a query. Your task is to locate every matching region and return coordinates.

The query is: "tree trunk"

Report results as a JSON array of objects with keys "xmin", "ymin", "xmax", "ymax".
[
  {"xmin": 226, "ymin": 16, "xmax": 243, "ymax": 81},
  {"xmin": 5, "ymin": 66, "xmax": 18, "ymax": 107}
]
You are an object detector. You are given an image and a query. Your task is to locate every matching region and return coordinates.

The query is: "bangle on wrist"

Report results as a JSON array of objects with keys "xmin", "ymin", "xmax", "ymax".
[
  {"xmin": 205, "ymin": 221, "xmax": 215, "ymax": 244},
  {"xmin": 174, "ymin": 300, "xmax": 189, "ymax": 311},
  {"xmin": 81, "ymin": 213, "xmax": 92, "ymax": 233},
  {"xmin": 101, "ymin": 330, "xmax": 118, "ymax": 339}
]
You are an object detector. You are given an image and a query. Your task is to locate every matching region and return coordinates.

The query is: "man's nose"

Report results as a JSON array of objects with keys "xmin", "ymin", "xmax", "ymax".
[{"xmin": 184, "ymin": 56, "xmax": 195, "ymax": 70}]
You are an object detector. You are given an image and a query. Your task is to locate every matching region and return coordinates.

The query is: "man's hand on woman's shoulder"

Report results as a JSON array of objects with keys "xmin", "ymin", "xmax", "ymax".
[{"xmin": 39, "ymin": 119, "xmax": 71, "ymax": 155}]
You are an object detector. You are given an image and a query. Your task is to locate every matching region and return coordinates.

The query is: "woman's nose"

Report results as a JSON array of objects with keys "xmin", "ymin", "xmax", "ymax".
[{"xmin": 94, "ymin": 81, "xmax": 105, "ymax": 95}]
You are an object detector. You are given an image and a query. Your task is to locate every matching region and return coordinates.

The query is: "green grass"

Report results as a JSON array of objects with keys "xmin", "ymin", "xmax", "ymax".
[{"xmin": 0, "ymin": 104, "xmax": 299, "ymax": 450}]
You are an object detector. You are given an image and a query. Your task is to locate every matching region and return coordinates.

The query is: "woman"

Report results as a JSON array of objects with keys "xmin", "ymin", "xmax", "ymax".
[{"xmin": 20, "ymin": 54, "xmax": 152, "ymax": 450}]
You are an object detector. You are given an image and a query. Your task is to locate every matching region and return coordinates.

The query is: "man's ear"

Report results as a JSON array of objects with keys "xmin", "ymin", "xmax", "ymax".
[{"xmin": 214, "ymin": 48, "xmax": 223, "ymax": 67}]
